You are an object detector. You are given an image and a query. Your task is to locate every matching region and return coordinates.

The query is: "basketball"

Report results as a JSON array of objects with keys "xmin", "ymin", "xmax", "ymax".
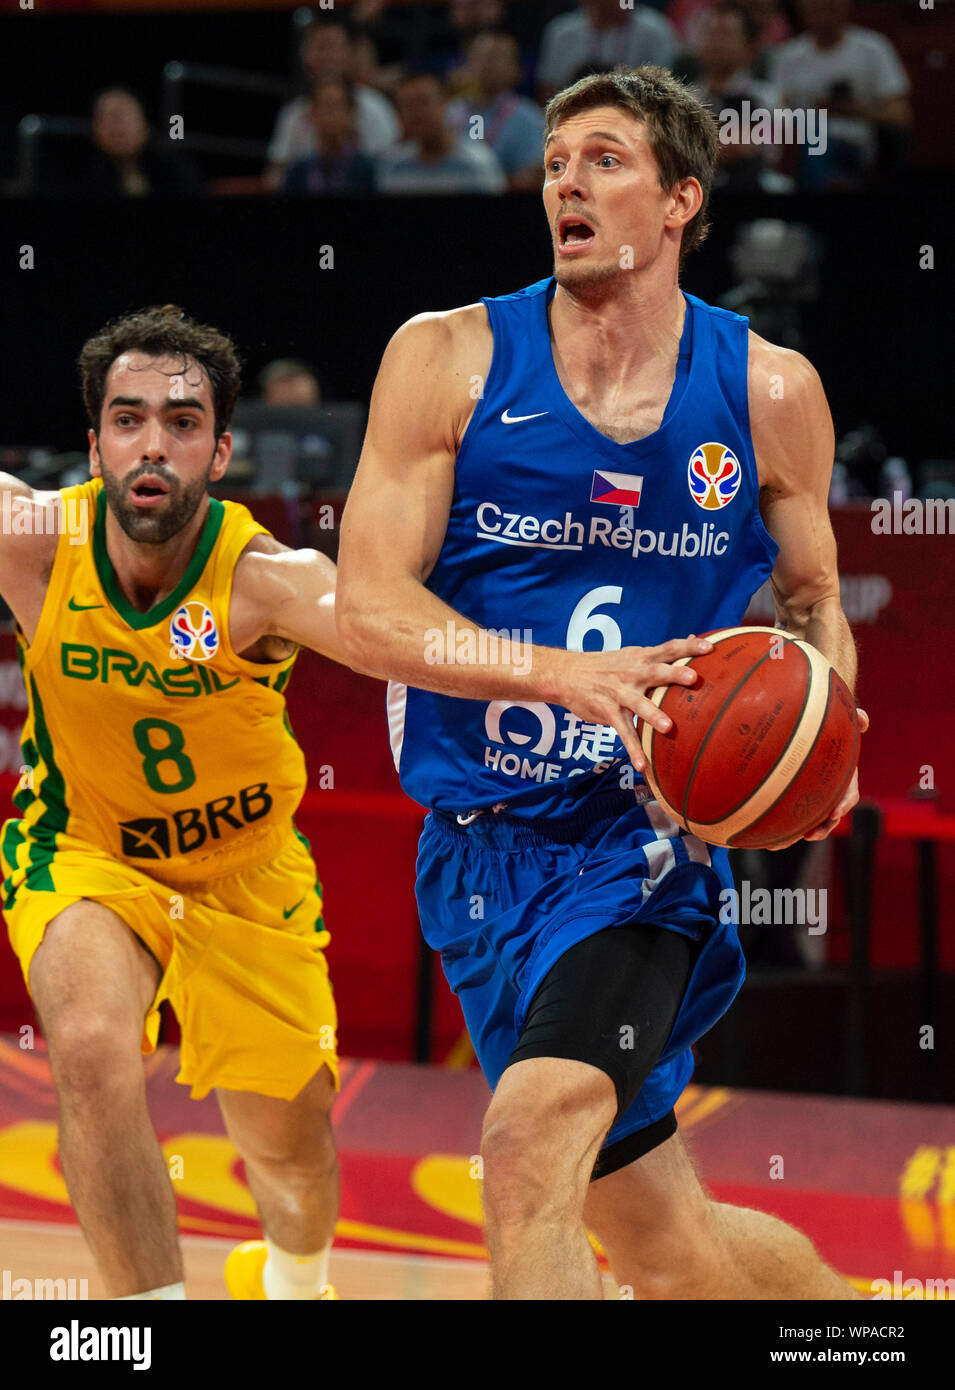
[{"xmin": 639, "ymin": 626, "xmax": 860, "ymax": 850}]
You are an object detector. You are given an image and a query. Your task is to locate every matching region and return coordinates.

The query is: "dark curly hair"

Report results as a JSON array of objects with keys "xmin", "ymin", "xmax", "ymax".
[
  {"xmin": 78, "ymin": 304, "xmax": 242, "ymax": 440},
  {"xmin": 544, "ymin": 66, "xmax": 720, "ymax": 263}
]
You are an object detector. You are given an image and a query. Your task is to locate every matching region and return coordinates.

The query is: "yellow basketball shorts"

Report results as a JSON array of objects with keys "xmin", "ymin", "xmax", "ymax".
[{"xmin": 0, "ymin": 824, "xmax": 338, "ymax": 1102}]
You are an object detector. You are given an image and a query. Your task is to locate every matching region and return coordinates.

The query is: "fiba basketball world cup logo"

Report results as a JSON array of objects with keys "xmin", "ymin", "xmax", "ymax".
[
  {"xmin": 688, "ymin": 442, "xmax": 743, "ymax": 510},
  {"xmin": 169, "ymin": 601, "xmax": 219, "ymax": 661}
]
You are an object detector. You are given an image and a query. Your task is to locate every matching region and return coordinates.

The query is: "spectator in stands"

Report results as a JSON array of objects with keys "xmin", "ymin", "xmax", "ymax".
[
  {"xmin": 685, "ymin": 4, "xmax": 789, "ymax": 192},
  {"xmin": 683, "ymin": 4, "xmax": 789, "ymax": 193},
  {"xmin": 352, "ymin": 31, "xmax": 392, "ymax": 93},
  {"xmin": 64, "ymin": 89, "xmax": 204, "ymax": 199},
  {"xmin": 683, "ymin": 3, "xmax": 778, "ymax": 107},
  {"xmin": 265, "ymin": 18, "xmax": 400, "ymax": 189},
  {"xmin": 377, "ymin": 70, "xmax": 506, "ymax": 195},
  {"xmin": 447, "ymin": 32, "xmax": 544, "ymax": 191},
  {"xmin": 443, "ymin": 0, "xmax": 510, "ymax": 96},
  {"xmin": 772, "ymin": 0, "xmax": 912, "ymax": 189},
  {"xmin": 738, "ymin": 0, "xmax": 791, "ymax": 78},
  {"xmin": 259, "ymin": 360, "xmax": 322, "ymax": 407},
  {"xmin": 681, "ymin": 4, "xmax": 778, "ymax": 100},
  {"xmin": 536, "ymin": 0, "xmax": 677, "ymax": 103},
  {"xmin": 669, "ymin": 0, "xmax": 790, "ymax": 76},
  {"xmin": 281, "ymin": 76, "xmax": 377, "ymax": 195}
]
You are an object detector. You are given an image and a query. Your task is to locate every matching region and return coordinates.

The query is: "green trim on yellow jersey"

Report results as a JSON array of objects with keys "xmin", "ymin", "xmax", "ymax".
[
  {"xmin": 22, "ymin": 671, "xmax": 68, "ymax": 888},
  {"xmin": 92, "ymin": 493, "xmax": 226, "ymax": 630},
  {"xmin": 2, "ymin": 659, "xmax": 68, "ymax": 904}
]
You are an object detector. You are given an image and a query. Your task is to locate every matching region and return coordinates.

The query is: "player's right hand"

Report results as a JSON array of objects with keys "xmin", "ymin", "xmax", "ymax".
[{"xmin": 550, "ymin": 634, "xmax": 714, "ymax": 775}]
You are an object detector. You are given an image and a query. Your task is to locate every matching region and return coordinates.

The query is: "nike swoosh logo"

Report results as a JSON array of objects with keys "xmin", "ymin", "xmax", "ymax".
[
  {"xmin": 68, "ymin": 597, "xmax": 104, "ymax": 611},
  {"xmin": 501, "ymin": 409, "xmax": 549, "ymax": 424},
  {"xmin": 282, "ymin": 895, "xmax": 307, "ymax": 920}
]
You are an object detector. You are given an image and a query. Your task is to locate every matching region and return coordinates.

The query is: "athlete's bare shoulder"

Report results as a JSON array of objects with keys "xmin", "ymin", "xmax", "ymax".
[
  {"xmin": 385, "ymin": 303, "xmax": 493, "ymax": 452},
  {"xmin": 231, "ymin": 532, "xmax": 296, "ymax": 662},
  {"xmin": 747, "ymin": 330, "xmax": 820, "ymax": 397},
  {"xmin": 746, "ymin": 330, "xmax": 833, "ymax": 493},
  {"xmin": 231, "ymin": 532, "xmax": 292, "ymax": 609},
  {"xmin": 398, "ymin": 302, "xmax": 492, "ymax": 358},
  {"xmin": 237, "ymin": 531, "xmax": 289, "ymax": 561}
]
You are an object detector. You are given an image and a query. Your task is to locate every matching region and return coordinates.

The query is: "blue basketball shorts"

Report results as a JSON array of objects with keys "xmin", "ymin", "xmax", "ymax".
[{"xmin": 414, "ymin": 788, "xmax": 745, "ymax": 1149}]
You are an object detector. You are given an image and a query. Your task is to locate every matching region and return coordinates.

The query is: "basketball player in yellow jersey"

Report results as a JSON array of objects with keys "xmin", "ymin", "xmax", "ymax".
[{"xmin": 0, "ymin": 305, "xmax": 358, "ymax": 1300}]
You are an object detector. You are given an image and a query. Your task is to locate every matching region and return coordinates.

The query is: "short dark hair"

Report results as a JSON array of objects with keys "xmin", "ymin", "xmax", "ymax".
[
  {"xmin": 78, "ymin": 304, "xmax": 242, "ymax": 440},
  {"xmin": 544, "ymin": 65, "xmax": 720, "ymax": 262}
]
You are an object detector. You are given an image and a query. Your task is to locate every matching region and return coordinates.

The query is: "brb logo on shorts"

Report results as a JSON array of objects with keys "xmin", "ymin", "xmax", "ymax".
[
  {"xmin": 688, "ymin": 442, "xmax": 742, "ymax": 511},
  {"xmin": 170, "ymin": 601, "xmax": 218, "ymax": 661}
]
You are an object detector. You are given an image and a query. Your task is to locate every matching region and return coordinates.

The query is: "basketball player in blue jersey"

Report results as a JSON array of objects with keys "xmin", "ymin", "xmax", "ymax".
[{"xmin": 337, "ymin": 66, "xmax": 867, "ymax": 1299}]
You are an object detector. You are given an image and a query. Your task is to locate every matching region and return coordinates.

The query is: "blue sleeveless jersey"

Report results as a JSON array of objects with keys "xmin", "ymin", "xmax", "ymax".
[{"xmin": 389, "ymin": 276, "xmax": 779, "ymax": 819}]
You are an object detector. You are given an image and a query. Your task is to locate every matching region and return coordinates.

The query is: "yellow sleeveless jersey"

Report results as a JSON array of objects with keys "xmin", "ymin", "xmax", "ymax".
[{"xmin": 5, "ymin": 479, "xmax": 306, "ymax": 888}]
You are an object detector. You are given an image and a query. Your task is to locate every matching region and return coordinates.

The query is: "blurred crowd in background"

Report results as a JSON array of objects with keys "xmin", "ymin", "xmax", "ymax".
[
  {"xmin": 5, "ymin": 0, "xmax": 949, "ymax": 511},
  {"xmin": 10, "ymin": 0, "xmax": 922, "ymax": 200}
]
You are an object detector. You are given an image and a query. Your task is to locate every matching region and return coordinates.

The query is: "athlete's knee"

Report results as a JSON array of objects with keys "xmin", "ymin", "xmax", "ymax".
[
  {"xmin": 245, "ymin": 1120, "xmax": 336, "ymax": 1171},
  {"xmin": 231, "ymin": 1095, "xmax": 338, "ymax": 1190},
  {"xmin": 43, "ymin": 1006, "xmax": 145, "ymax": 1099},
  {"xmin": 480, "ymin": 1120, "xmax": 553, "ymax": 1227},
  {"xmin": 242, "ymin": 1131, "xmax": 338, "ymax": 1203},
  {"xmin": 480, "ymin": 1069, "xmax": 613, "ymax": 1225}
]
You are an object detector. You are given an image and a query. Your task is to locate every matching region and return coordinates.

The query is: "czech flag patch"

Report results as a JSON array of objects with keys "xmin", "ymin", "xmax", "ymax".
[{"xmin": 590, "ymin": 470, "xmax": 644, "ymax": 507}]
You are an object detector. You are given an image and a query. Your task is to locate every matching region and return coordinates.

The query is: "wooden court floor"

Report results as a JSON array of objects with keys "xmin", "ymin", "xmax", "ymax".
[{"xmin": 1, "ymin": 1220, "xmax": 498, "ymax": 1301}]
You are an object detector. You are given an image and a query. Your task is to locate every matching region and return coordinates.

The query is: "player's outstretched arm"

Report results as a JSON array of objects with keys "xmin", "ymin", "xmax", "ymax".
[
  {"xmin": 750, "ymin": 336, "xmax": 868, "ymax": 840},
  {"xmin": 230, "ymin": 543, "xmax": 366, "ymax": 670},
  {"xmin": 335, "ymin": 312, "xmax": 714, "ymax": 773}
]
